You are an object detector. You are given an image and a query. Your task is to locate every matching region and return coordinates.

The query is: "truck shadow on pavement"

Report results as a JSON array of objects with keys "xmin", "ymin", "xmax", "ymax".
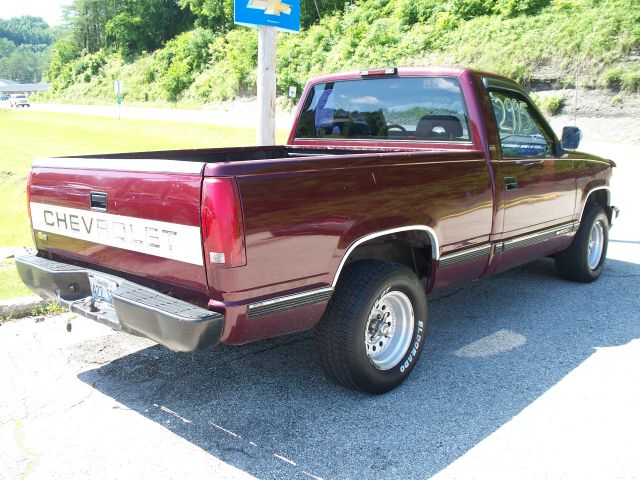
[{"xmin": 79, "ymin": 257, "xmax": 640, "ymax": 480}]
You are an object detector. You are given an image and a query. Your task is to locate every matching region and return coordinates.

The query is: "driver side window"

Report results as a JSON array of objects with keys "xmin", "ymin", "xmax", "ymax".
[{"xmin": 489, "ymin": 90, "xmax": 554, "ymax": 158}]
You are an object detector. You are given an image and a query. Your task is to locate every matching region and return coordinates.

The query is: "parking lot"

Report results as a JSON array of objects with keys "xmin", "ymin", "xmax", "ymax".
[{"xmin": 1, "ymin": 141, "xmax": 638, "ymax": 480}]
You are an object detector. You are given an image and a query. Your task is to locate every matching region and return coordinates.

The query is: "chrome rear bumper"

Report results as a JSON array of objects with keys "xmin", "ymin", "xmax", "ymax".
[{"xmin": 15, "ymin": 254, "xmax": 223, "ymax": 352}]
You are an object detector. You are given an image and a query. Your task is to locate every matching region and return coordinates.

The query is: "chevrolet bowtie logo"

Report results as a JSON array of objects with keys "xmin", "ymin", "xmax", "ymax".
[{"xmin": 247, "ymin": 0, "xmax": 292, "ymax": 16}]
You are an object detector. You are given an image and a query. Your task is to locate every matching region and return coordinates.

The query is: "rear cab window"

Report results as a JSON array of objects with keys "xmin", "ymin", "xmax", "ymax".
[{"xmin": 294, "ymin": 77, "xmax": 472, "ymax": 143}]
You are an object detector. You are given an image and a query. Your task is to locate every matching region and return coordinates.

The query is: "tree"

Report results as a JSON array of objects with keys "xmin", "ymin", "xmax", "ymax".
[
  {"xmin": 0, "ymin": 16, "xmax": 53, "ymax": 82},
  {"xmin": 0, "ymin": 16, "xmax": 53, "ymax": 46},
  {"xmin": 105, "ymin": 0, "xmax": 194, "ymax": 54},
  {"xmin": 179, "ymin": 0, "xmax": 232, "ymax": 32},
  {"xmin": 0, "ymin": 38, "xmax": 16, "ymax": 58},
  {"xmin": 0, "ymin": 45, "xmax": 51, "ymax": 82},
  {"xmin": 44, "ymin": 40, "xmax": 80, "ymax": 88}
]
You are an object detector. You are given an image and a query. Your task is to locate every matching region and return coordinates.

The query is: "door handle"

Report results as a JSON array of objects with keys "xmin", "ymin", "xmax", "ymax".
[
  {"xmin": 504, "ymin": 177, "xmax": 518, "ymax": 191},
  {"xmin": 515, "ymin": 159, "xmax": 544, "ymax": 166}
]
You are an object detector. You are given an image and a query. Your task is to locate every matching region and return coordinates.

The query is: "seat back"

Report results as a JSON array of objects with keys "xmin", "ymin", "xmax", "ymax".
[{"xmin": 416, "ymin": 115, "xmax": 464, "ymax": 140}]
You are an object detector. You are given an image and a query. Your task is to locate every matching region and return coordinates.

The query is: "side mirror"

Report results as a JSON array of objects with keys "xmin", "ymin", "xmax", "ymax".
[{"xmin": 561, "ymin": 126, "xmax": 582, "ymax": 150}]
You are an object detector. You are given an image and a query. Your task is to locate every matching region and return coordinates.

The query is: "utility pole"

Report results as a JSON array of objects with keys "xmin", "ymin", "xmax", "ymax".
[{"xmin": 257, "ymin": 25, "xmax": 277, "ymax": 146}]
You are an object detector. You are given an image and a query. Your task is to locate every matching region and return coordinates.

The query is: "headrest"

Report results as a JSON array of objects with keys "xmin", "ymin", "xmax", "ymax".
[{"xmin": 416, "ymin": 115, "xmax": 464, "ymax": 140}]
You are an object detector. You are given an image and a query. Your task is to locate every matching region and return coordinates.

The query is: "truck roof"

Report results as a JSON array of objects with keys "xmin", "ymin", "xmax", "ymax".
[{"xmin": 308, "ymin": 66, "xmax": 514, "ymax": 84}]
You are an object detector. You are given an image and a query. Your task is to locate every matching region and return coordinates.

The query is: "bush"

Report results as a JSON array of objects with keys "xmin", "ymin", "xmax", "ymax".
[
  {"xmin": 451, "ymin": 0, "xmax": 494, "ymax": 19},
  {"xmin": 153, "ymin": 28, "xmax": 215, "ymax": 100},
  {"xmin": 160, "ymin": 61, "xmax": 192, "ymax": 101},
  {"xmin": 494, "ymin": 0, "xmax": 552, "ymax": 17},
  {"xmin": 541, "ymin": 93, "xmax": 567, "ymax": 115},
  {"xmin": 395, "ymin": 0, "xmax": 443, "ymax": 25},
  {"xmin": 603, "ymin": 64, "xmax": 640, "ymax": 93}
]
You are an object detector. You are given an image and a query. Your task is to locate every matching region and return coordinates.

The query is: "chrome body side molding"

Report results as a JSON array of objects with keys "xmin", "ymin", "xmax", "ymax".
[
  {"xmin": 248, "ymin": 287, "xmax": 334, "ymax": 318},
  {"xmin": 438, "ymin": 221, "xmax": 580, "ymax": 268},
  {"xmin": 331, "ymin": 226, "xmax": 440, "ymax": 288},
  {"xmin": 439, "ymin": 244, "xmax": 491, "ymax": 268},
  {"xmin": 496, "ymin": 221, "xmax": 580, "ymax": 253}
]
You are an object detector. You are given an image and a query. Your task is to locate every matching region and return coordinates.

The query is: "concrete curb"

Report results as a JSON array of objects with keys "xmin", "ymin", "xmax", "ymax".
[{"xmin": 0, "ymin": 296, "xmax": 46, "ymax": 319}]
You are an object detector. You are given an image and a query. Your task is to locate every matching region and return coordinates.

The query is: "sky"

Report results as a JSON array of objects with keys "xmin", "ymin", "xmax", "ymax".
[{"xmin": 0, "ymin": 0, "xmax": 71, "ymax": 26}]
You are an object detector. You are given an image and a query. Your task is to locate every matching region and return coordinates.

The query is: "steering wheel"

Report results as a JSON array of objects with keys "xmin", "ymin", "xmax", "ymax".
[{"xmin": 386, "ymin": 124, "xmax": 407, "ymax": 133}]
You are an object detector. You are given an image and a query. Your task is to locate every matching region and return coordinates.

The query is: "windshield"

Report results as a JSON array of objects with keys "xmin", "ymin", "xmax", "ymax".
[{"xmin": 294, "ymin": 76, "xmax": 471, "ymax": 142}]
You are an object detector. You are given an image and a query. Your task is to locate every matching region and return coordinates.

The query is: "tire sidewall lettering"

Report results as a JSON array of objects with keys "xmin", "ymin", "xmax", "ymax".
[{"xmin": 396, "ymin": 298, "xmax": 425, "ymax": 374}]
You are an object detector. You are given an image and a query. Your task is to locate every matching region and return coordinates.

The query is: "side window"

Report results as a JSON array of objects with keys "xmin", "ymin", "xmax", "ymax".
[{"xmin": 489, "ymin": 90, "xmax": 554, "ymax": 158}]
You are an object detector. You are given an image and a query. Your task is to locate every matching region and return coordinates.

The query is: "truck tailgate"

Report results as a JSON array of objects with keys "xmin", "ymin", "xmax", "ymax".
[{"xmin": 28, "ymin": 157, "xmax": 207, "ymax": 294}]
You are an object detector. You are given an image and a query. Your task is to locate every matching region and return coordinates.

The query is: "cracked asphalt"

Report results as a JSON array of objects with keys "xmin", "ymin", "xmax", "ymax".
[{"xmin": 1, "ymin": 141, "xmax": 639, "ymax": 480}]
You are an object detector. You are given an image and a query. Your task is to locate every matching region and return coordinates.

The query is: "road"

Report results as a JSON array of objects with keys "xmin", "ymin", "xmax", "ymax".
[
  {"xmin": 2, "ymin": 101, "xmax": 295, "ymax": 132},
  {"xmin": 1, "ymin": 142, "xmax": 639, "ymax": 480}
]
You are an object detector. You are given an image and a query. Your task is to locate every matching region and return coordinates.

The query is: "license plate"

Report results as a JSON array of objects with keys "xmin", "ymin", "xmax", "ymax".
[{"xmin": 89, "ymin": 274, "xmax": 118, "ymax": 305}]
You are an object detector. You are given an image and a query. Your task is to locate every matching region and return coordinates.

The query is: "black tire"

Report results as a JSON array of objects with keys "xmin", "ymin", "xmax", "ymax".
[
  {"xmin": 315, "ymin": 261, "xmax": 428, "ymax": 394},
  {"xmin": 556, "ymin": 204, "xmax": 609, "ymax": 282}
]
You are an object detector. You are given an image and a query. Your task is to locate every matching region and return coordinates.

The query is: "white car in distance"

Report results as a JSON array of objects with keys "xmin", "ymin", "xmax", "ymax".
[{"xmin": 10, "ymin": 94, "xmax": 30, "ymax": 108}]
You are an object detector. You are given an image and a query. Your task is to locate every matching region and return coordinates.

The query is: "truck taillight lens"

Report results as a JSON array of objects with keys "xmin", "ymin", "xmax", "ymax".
[
  {"xmin": 201, "ymin": 177, "xmax": 246, "ymax": 267},
  {"xmin": 26, "ymin": 170, "xmax": 33, "ymax": 227}
]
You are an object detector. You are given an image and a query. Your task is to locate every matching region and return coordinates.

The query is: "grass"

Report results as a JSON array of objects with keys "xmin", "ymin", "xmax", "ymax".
[
  {"xmin": 29, "ymin": 301, "xmax": 67, "ymax": 317},
  {"xmin": 0, "ymin": 259, "xmax": 32, "ymax": 301},
  {"xmin": 0, "ymin": 108, "xmax": 286, "ymax": 248}
]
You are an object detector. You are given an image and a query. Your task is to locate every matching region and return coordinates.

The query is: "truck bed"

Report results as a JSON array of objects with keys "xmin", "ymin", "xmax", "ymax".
[{"xmin": 65, "ymin": 144, "xmax": 460, "ymax": 163}]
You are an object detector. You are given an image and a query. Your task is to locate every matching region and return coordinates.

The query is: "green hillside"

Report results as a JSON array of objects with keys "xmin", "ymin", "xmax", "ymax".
[
  {"xmin": 42, "ymin": 0, "xmax": 640, "ymax": 105},
  {"xmin": 0, "ymin": 16, "xmax": 54, "ymax": 82}
]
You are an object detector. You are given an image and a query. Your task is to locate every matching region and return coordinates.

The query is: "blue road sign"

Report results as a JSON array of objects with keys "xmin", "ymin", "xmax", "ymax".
[{"xmin": 234, "ymin": 0, "xmax": 300, "ymax": 33}]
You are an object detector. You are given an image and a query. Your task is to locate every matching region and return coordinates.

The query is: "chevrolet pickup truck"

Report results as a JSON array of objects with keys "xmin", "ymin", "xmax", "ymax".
[{"xmin": 17, "ymin": 67, "xmax": 618, "ymax": 393}]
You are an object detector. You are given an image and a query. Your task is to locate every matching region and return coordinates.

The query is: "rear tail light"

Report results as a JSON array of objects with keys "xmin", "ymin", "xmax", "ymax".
[
  {"xmin": 201, "ymin": 177, "xmax": 246, "ymax": 267},
  {"xmin": 26, "ymin": 170, "xmax": 33, "ymax": 227}
]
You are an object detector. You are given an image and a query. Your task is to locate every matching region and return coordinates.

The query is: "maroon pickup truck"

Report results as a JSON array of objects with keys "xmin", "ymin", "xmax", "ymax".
[{"xmin": 17, "ymin": 67, "xmax": 618, "ymax": 393}]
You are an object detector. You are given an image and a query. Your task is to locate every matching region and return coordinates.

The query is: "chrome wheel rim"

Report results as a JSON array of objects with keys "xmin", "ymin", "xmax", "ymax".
[
  {"xmin": 587, "ymin": 220, "xmax": 605, "ymax": 270},
  {"xmin": 365, "ymin": 291, "xmax": 414, "ymax": 370}
]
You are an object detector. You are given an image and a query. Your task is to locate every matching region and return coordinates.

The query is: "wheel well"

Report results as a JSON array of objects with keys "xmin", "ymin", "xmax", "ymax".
[
  {"xmin": 586, "ymin": 189, "xmax": 609, "ymax": 210},
  {"xmin": 583, "ymin": 188, "xmax": 611, "ymax": 222},
  {"xmin": 340, "ymin": 232, "xmax": 433, "ymax": 288}
]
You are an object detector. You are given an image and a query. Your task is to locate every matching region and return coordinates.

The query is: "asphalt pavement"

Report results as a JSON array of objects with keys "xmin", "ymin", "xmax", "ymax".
[{"xmin": 1, "ymin": 142, "xmax": 639, "ymax": 480}]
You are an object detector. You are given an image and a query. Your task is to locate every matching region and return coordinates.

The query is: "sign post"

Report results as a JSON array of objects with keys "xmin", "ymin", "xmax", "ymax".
[
  {"xmin": 114, "ymin": 80, "xmax": 124, "ymax": 120},
  {"xmin": 257, "ymin": 25, "xmax": 277, "ymax": 146},
  {"xmin": 235, "ymin": 0, "xmax": 300, "ymax": 146}
]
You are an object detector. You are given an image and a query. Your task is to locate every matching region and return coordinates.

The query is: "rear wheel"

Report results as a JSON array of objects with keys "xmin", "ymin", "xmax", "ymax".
[
  {"xmin": 556, "ymin": 205, "xmax": 609, "ymax": 282},
  {"xmin": 315, "ymin": 261, "xmax": 428, "ymax": 394}
]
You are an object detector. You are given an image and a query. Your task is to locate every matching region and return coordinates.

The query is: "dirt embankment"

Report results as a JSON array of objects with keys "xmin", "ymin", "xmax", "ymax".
[{"xmin": 538, "ymin": 89, "xmax": 640, "ymax": 144}]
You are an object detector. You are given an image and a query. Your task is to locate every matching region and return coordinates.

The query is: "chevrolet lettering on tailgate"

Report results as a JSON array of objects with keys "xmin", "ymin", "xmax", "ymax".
[{"xmin": 30, "ymin": 202, "xmax": 203, "ymax": 265}]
